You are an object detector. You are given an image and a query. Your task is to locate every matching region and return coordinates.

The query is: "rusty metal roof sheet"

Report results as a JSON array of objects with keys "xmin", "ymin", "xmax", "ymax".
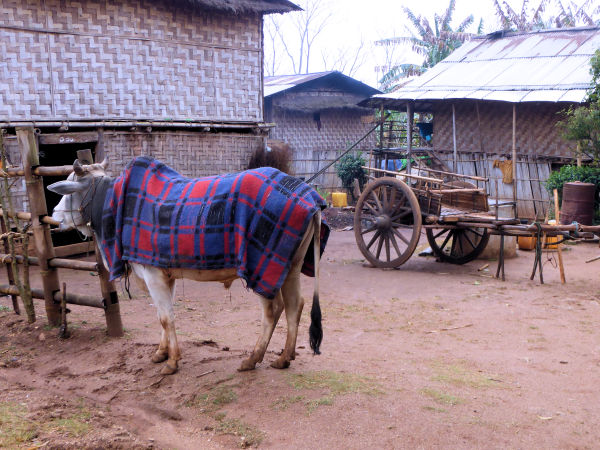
[{"xmin": 362, "ymin": 26, "xmax": 600, "ymax": 111}]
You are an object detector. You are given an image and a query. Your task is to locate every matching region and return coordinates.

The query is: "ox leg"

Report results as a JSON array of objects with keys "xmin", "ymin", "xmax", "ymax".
[
  {"xmin": 238, "ymin": 291, "xmax": 284, "ymax": 371},
  {"xmin": 140, "ymin": 267, "xmax": 180, "ymax": 375},
  {"xmin": 271, "ymin": 268, "xmax": 304, "ymax": 369}
]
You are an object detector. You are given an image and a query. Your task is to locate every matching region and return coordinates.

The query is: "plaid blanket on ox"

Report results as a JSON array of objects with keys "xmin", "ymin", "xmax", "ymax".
[{"xmin": 100, "ymin": 156, "xmax": 329, "ymax": 299}]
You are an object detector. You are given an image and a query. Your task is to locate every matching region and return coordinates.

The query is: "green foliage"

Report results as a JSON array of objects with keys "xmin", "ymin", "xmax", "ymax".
[
  {"xmin": 560, "ymin": 50, "xmax": 600, "ymax": 164},
  {"xmin": 545, "ymin": 165, "xmax": 600, "ymax": 221},
  {"xmin": 335, "ymin": 152, "xmax": 367, "ymax": 196}
]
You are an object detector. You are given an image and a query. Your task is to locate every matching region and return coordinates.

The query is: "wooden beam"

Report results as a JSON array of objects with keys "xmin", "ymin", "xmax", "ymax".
[{"xmin": 38, "ymin": 131, "xmax": 98, "ymax": 145}]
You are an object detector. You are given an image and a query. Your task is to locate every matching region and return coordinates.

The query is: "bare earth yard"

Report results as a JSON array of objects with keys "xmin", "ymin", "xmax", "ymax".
[{"xmin": 1, "ymin": 219, "xmax": 600, "ymax": 449}]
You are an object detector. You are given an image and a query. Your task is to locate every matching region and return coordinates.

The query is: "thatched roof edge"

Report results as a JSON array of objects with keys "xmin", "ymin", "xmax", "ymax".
[{"xmin": 167, "ymin": 0, "xmax": 301, "ymax": 14}]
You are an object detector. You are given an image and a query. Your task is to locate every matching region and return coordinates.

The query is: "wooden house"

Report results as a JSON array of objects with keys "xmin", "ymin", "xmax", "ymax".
[
  {"xmin": 361, "ymin": 27, "xmax": 600, "ymax": 219},
  {"xmin": 264, "ymin": 71, "xmax": 380, "ymax": 191}
]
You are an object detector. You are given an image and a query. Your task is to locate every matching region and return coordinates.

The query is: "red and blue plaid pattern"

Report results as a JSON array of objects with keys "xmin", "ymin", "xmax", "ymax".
[{"xmin": 101, "ymin": 156, "xmax": 329, "ymax": 299}]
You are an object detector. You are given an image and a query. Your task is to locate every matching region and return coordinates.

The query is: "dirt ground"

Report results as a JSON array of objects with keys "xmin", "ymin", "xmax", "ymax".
[{"xmin": 2, "ymin": 211, "xmax": 600, "ymax": 449}]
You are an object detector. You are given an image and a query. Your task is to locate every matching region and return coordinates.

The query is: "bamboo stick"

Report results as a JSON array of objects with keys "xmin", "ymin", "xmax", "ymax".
[
  {"xmin": 2, "ymin": 165, "xmax": 74, "ymax": 177},
  {"xmin": 0, "ymin": 253, "xmax": 97, "ymax": 271},
  {"xmin": 0, "ymin": 209, "xmax": 60, "ymax": 226},
  {"xmin": 0, "ymin": 284, "xmax": 104, "ymax": 309},
  {"xmin": 554, "ymin": 189, "xmax": 566, "ymax": 284}
]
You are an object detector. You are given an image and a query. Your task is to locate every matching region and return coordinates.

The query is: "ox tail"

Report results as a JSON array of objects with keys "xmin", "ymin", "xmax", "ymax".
[{"xmin": 309, "ymin": 210, "xmax": 323, "ymax": 355}]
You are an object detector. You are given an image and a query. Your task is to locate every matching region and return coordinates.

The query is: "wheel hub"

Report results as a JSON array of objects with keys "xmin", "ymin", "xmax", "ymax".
[{"xmin": 376, "ymin": 214, "xmax": 391, "ymax": 229}]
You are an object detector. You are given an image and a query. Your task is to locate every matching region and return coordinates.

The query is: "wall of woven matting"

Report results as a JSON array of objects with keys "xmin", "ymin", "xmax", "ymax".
[
  {"xmin": 1, "ymin": 131, "xmax": 264, "ymax": 213},
  {"xmin": 0, "ymin": 0, "xmax": 262, "ymax": 122},
  {"xmin": 269, "ymin": 108, "xmax": 376, "ymax": 191},
  {"xmin": 432, "ymin": 101, "xmax": 576, "ymax": 158}
]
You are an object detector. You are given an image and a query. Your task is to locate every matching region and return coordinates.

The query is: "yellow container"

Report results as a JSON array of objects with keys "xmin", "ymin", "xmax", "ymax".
[
  {"xmin": 517, "ymin": 235, "xmax": 537, "ymax": 251},
  {"xmin": 332, "ymin": 192, "xmax": 348, "ymax": 208},
  {"xmin": 544, "ymin": 220, "xmax": 558, "ymax": 249}
]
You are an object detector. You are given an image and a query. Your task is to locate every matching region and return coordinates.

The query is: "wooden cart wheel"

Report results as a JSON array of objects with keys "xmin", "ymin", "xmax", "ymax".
[
  {"xmin": 425, "ymin": 227, "xmax": 490, "ymax": 265},
  {"xmin": 354, "ymin": 177, "xmax": 422, "ymax": 268}
]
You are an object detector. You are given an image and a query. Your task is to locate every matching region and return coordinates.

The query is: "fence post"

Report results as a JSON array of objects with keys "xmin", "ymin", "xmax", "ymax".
[
  {"xmin": 77, "ymin": 148, "xmax": 124, "ymax": 337},
  {"xmin": 16, "ymin": 127, "xmax": 61, "ymax": 326}
]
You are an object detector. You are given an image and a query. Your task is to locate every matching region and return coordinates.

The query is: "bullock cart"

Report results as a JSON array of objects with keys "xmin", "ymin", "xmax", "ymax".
[{"xmin": 353, "ymin": 162, "xmax": 600, "ymax": 281}]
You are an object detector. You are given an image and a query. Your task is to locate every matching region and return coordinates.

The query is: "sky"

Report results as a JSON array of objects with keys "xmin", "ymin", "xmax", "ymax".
[{"xmin": 264, "ymin": 0, "xmax": 595, "ymax": 87}]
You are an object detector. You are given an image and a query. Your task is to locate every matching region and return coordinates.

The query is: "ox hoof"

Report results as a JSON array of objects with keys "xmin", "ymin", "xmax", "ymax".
[
  {"xmin": 151, "ymin": 352, "xmax": 169, "ymax": 364},
  {"xmin": 270, "ymin": 358, "xmax": 290, "ymax": 370},
  {"xmin": 238, "ymin": 359, "xmax": 257, "ymax": 372},
  {"xmin": 160, "ymin": 361, "xmax": 178, "ymax": 375}
]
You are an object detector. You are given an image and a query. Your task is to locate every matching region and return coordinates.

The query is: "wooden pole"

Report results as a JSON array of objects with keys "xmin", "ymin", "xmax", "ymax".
[
  {"xmin": 554, "ymin": 189, "xmax": 566, "ymax": 284},
  {"xmin": 77, "ymin": 148, "xmax": 123, "ymax": 337},
  {"xmin": 452, "ymin": 103, "xmax": 457, "ymax": 173},
  {"xmin": 0, "ymin": 283, "xmax": 104, "ymax": 309},
  {"xmin": 17, "ymin": 127, "xmax": 61, "ymax": 325},
  {"xmin": 407, "ymin": 102, "xmax": 414, "ymax": 175},
  {"xmin": 512, "ymin": 104, "xmax": 517, "ymax": 219}
]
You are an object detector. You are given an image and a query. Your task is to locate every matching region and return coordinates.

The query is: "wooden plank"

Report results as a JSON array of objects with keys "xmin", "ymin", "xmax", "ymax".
[
  {"xmin": 38, "ymin": 131, "xmax": 99, "ymax": 145},
  {"xmin": 54, "ymin": 241, "xmax": 95, "ymax": 258}
]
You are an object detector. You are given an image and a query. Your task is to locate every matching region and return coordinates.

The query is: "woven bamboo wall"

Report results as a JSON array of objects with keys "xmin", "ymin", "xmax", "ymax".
[
  {"xmin": 436, "ymin": 151, "xmax": 552, "ymax": 220},
  {"xmin": 0, "ymin": 0, "xmax": 262, "ymax": 122},
  {"xmin": 433, "ymin": 101, "xmax": 575, "ymax": 158},
  {"xmin": 102, "ymin": 131, "xmax": 264, "ymax": 178},
  {"xmin": 269, "ymin": 108, "xmax": 376, "ymax": 191},
  {"xmin": 1, "ymin": 131, "xmax": 264, "ymax": 213}
]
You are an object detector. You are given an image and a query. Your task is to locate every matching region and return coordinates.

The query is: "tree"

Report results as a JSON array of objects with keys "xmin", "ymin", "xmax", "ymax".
[
  {"xmin": 493, "ymin": 0, "xmax": 600, "ymax": 31},
  {"xmin": 375, "ymin": 0, "xmax": 479, "ymax": 92},
  {"xmin": 560, "ymin": 50, "xmax": 600, "ymax": 164},
  {"xmin": 264, "ymin": 0, "xmax": 332, "ymax": 75}
]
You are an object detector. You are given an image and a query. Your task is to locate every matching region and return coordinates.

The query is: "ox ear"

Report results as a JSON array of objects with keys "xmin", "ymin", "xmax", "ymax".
[{"xmin": 47, "ymin": 180, "xmax": 87, "ymax": 195}]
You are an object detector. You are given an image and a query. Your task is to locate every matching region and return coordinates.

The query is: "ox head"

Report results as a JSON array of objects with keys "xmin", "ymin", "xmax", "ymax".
[{"xmin": 47, "ymin": 159, "xmax": 108, "ymax": 236}]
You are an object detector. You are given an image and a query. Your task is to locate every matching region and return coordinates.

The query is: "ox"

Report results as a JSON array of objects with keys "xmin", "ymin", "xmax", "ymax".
[{"xmin": 47, "ymin": 156, "xmax": 328, "ymax": 375}]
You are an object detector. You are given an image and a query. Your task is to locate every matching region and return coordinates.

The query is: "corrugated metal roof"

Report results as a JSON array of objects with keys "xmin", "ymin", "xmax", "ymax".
[
  {"xmin": 264, "ymin": 71, "xmax": 380, "ymax": 97},
  {"xmin": 363, "ymin": 26, "xmax": 600, "ymax": 110}
]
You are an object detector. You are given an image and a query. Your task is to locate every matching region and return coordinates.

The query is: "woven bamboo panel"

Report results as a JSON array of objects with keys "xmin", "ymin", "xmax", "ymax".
[
  {"xmin": 432, "ymin": 101, "xmax": 575, "ymax": 158},
  {"xmin": 102, "ymin": 131, "xmax": 264, "ymax": 178},
  {"xmin": 437, "ymin": 151, "xmax": 551, "ymax": 220},
  {"xmin": 269, "ymin": 108, "xmax": 376, "ymax": 191},
  {"xmin": 0, "ymin": 0, "xmax": 262, "ymax": 121}
]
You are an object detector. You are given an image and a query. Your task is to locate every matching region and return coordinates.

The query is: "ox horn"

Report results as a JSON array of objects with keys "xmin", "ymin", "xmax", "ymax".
[
  {"xmin": 73, "ymin": 159, "xmax": 88, "ymax": 176},
  {"xmin": 99, "ymin": 157, "xmax": 108, "ymax": 169}
]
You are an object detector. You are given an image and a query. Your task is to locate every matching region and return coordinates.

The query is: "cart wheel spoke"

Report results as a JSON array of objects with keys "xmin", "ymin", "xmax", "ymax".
[
  {"xmin": 389, "ymin": 188, "xmax": 396, "ymax": 214},
  {"xmin": 375, "ymin": 233, "xmax": 385, "ymax": 259},
  {"xmin": 392, "ymin": 227, "xmax": 410, "ymax": 245},
  {"xmin": 426, "ymin": 226, "xmax": 490, "ymax": 265},
  {"xmin": 366, "ymin": 229, "xmax": 381, "ymax": 251},
  {"xmin": 361, "ymin": 223, "xmax": 378, "ymax": 235},
  {"xmin": 370, "ymin": 190, "xmax": 383, "ymax": 212},
  {"xmin": 363, "ymin": 201, "xmax": 379, "ymax": 216},
  {"xmin": 390, "ymin": 208, "xmax": 412, "ymax": 222},
  {"xmin": 463, "ymin": 231, "xmax": 477, "ymax": 250},
  {"xmin": 385, "ymin": 233, "xmax": 391, "ymax": 262},
  {"xmin": 389, "ymin": 231, "xmax": 402, "ymax": 257},
  {"xmin": 432, "ymin": 228, "xmax": 447, "ymax": 239},
  {"xmin": 382, "ymin": 186, "xmax": 389, "ymax": 211}
]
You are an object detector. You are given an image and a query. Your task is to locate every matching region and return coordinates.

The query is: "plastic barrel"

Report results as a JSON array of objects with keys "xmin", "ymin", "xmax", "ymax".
[{"xmin": 559, "ymin": 182, "xmax": 596, "ymax": 225}]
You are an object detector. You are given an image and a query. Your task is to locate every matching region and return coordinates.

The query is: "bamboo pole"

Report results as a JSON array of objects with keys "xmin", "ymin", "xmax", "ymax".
[
  {"xmin": 554, "ymin": 189, "xmax": 566, "ymax": 284},
  {"xmin": 0, "ymin": 253, "xmax": 97, "ymax": 271},
  {"xmin": 0, "ymin": 131, "xmax": 35, "ymax": 321},
  {"xmin": 0, "ymin": 284, "xmax": 104, "ymax": 309},
  {"xmin": 0, "ymin": 215, "xmax": 19, "ymax": 314},
  {"xmin": 0, "ymin": 209, "xmax": 60, "ymax": 226},
  {"xmin": 512, "ymin": 104, "xmax": 518, "ymax": 218},
  {"xmin": 407, "ymin": 102, "xmax": 413, "ymax": 174},
  {"xmin": 452, "ymin": 103, "xmax": 457, "ymax": 173},
  {"xmin": 2, "ymin": 165, "xmax": 74, "ymax": 178},
  {"xmin": 16, "ymin": 127, "xmax": 61, "ymax": 326}
]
